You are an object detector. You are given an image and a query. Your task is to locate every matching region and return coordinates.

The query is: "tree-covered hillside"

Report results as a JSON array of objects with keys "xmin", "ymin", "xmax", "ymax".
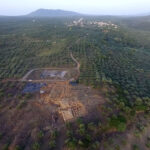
[
  {"xmin": 0, "ymin": 16, "xmax": 150, "ymax": 105},
  {"xmin": 0, "ymin": 16, "xmax": 150, "ymax": 150}
]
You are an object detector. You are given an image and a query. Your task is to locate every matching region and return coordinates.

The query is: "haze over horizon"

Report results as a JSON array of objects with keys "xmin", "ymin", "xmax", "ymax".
[{"xmin": 0, "ymin": 0, "xmax": 150, "ymax": 16}]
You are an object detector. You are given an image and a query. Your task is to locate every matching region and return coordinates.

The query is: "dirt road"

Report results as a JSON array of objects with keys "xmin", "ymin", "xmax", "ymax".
[
  {"xmin": 3, "ymin": 53, "xmax": 80, "ymax": 83},
  {"xmin": 21, "ymin": 69, "xmax": 36, "ymax": 81},
  {"xmin": 70, "ymin": 52, "xmax": 80, "ymax": 80},
  {"xmin": 21, "ymin": 52, "xmax": 80, "ymax": 82}
]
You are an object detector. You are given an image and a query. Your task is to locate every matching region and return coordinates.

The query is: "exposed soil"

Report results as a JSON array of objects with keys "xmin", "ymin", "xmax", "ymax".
[{"xmin": 0, "ymin": 53, "xmax": 106, "ymax": 150}]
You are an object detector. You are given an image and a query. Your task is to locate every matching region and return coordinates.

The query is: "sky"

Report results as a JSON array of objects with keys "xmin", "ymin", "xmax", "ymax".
[{"xmin": 0, "ymin": 0, "xmax": 150, "ymax": 16}]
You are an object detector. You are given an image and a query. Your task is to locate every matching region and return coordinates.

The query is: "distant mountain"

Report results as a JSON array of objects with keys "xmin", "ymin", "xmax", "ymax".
[
  {"xmin": 136, "ymin": 12, "xmax": 150, "ymax": 16},
  {"xmin": 28, "ymin": 9, "xmax": 81, "ymax": 17}
]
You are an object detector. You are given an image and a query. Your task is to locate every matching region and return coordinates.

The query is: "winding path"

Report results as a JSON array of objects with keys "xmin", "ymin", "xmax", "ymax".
[
  {"xmin": 3, "ymin": 53, "xmax": 80, "ymax": 83},
  {"xmin": 70, "ymin": 52, "xmax": 80, "ymax": 80}
]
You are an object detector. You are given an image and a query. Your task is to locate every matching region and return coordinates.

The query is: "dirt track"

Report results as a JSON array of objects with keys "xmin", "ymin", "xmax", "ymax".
[
  {"xmin": 70, "ymin": 52, "xmax": 80, "ymax": 79},
  {"xmin": 21, "ymin": 52, "xmax": 80, "ymax": 82},
  {"xmin": 0, "ymin": 52, "xmax": 106, "ymax": 150},
  {"xmin": 3, "ymin": 53, "xmax": 80, "ymax": 83}
]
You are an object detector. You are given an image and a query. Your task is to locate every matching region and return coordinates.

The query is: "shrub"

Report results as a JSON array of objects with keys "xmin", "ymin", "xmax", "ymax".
[
  {"xmin": 132, "ymin": 144, "xmax": 139, "ymax": 150},
  {"xmin": 0, "ymin": 132, "xmax": 3, "ymax": 140},
  {"xmin": 136, "ymin": 123, "xmax": 144, "ymax": 132},
  {"xmin": 121, "ymin": 139, "xmax": 127, "ymax": 145},
  {"xmin": 109, "ymin": 115, "xmax": 127, "ymax": 132},
  {"xmin": 2, "ymin": 143, "xmax": 9, "ymax": 150},
  {"xmin": 87, "ymin": 122, "xmax": 96, "ymax": 131},
  {"xmin": 147, "ymin": 136, "xmax": 150, "ymax": 141},
  {"xmin": 117, "ymin": 122, "xmax": 126, "ymax": 132},
  {"xmin": 115, "ymin": 144, "xmax": 120, "ymax": 150},
  {"xmin": 66, "ymin": 130, "xmax": 73, "ymax": 137},
  {"xmin": 17, "ymin": 100, "xmax": 26, "ymax": 109},
  {"xmin": 15, "ymin": 145, "xmax": 22, "ymax": 150},
  {"xmin": 65, "ymin": 138, "xmax": 77, "ymax": 149},
  {"xmin": 49, "ymin": 140, "xmax": 56, "ymax": 149},
  {"xmin": 37, "ymin": 130, "xmax": 44, "ymax": 139},
  {"xmin": 146, "ymin": 141, "xmax": 150, "ymax": 148},
  {"xmin": 77, "ymin": 123, "xmax": 86, "ymax": 136},
  {"xmin": 145, "ymin": 136, "xmax": 150, "ymax": 148},
  {"xmin": 0, "ymin": 92, "xmax": 4, "ymax": 98},
  {"xmin": 51, "ymin": 130, "xmax": 58, "ymax": 140},
  {"xmin": 91, "ymin": 141, "xmax": 100, "ymax": 149},
  {"xmin": 32, "ymin": 142, "xmax": 40, "ymax": 150},
  {"xmin": 76, "ymin": 117, "xmax": 83, "ymax": 125},
  {"xmin": 66, "ymin": 122, "xmax": 72, "ymax": 129}
]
